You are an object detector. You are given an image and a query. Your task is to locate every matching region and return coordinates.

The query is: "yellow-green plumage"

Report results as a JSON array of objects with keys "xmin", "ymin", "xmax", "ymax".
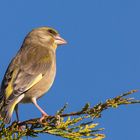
[
  {"xmin": 5, "ymin": 69, "xmax": 18, "ymax": 99},
  {"xmin": 0, "ymin": 26, "xmax": 67, "ymax": 123}
]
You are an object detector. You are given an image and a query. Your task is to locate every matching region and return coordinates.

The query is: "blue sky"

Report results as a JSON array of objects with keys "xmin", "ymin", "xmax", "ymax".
[{"xmin": 0, "ymin": 0, "xmax": 140, "ymax": 139}]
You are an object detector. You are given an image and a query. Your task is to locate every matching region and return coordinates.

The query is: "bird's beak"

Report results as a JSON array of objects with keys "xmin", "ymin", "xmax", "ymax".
[{"xmin": 54, "ymin": 35, "xmax": 67, "ymax": 45}]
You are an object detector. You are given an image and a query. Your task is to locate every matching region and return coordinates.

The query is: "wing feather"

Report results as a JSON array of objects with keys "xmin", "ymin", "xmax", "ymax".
[{"xmin": 0, "ymin": 46, "xmax": 54, "ymax": 105}]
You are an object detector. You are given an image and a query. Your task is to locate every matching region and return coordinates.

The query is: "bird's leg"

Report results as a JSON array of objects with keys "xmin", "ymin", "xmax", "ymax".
[
  {"xmin": 15, "ymin": 104, "xmax": 25, "ymax": 131},
  {"xmin": 15, "ymin": 104, "xmax": 19, "ymax": 122},
  {"xmin": 31, "ymin": 98, "xmax": 48, "ymax": 122}
]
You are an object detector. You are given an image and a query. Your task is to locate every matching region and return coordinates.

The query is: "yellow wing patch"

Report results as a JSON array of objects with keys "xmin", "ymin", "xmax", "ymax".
[
  {"xmin": 25, "ymin": 74, "xmax": 43, "ymax": 91},
  {"xmin": 5, "ymin": 71, "xmax": 42, "ymax": 99},
  {"xmin": 5, "ymin": 83, "xmax": 13, "ymax": 100},
  {"xmin": 5, "ymin": 69, "xmax": 18, "ymax": 99}
]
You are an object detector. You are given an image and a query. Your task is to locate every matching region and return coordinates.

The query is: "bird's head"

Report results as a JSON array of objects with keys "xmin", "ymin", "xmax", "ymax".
[{"xmin": 27, "ymin": 26, "xmax": 67, "ymax": 50}]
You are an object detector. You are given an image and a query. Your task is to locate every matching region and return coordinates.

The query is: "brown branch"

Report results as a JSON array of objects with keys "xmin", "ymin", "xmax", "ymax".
[
  {"xmin": 1, "ymin": 90, "xmax": 139, "ymax": 140},
  {"xmin": 17, "ymin": 89, "xmax": 139, "ymax": 127}
]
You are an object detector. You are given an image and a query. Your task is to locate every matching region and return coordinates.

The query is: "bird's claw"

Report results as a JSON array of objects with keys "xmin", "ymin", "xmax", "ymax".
[{"xmin": 39, "ymin": 113, "xmax": 49, "ymax": 122}]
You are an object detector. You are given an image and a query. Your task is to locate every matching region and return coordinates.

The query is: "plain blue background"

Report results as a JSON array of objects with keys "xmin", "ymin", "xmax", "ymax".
[{"xmin": 0, "ymin": 0, "xmax": 140, "ymax": 139}]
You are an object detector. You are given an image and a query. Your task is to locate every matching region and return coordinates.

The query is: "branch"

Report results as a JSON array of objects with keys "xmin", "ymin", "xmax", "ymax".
[{"xmin": 0, "ymin": 90, "xmax": 139, "ymax": 140}]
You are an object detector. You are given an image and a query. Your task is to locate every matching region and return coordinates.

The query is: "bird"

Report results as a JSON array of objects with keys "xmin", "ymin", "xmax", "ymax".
[{"xmin": 0, "ymin": 26, "xmax": 67, "ymax": 123}]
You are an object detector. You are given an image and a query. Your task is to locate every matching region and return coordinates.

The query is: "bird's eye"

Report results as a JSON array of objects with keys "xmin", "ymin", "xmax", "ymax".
[{"xmin": 48, "ymin": 29, "xmax": 57, "ymax": 35}]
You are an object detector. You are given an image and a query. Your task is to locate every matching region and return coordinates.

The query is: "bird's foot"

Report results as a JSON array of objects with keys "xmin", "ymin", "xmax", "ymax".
[
  {"xmin": 39, "ymin": 113, "xmax": 48, "ymax": 122},
  {"xmin": 16, "ymin": 121, "xmax": 26, "ymax": 131}
]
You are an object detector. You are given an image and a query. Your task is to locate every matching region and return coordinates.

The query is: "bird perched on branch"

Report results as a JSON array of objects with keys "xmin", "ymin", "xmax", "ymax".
[{"xmin": 0, "ymin": 26, "xmax": 67, "ymax": 123}]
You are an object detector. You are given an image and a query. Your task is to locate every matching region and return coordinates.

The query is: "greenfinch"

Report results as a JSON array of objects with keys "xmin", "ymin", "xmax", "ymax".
[{"xmin": 0, "ymin": 26, "xmax": 67, "ymax": 123}]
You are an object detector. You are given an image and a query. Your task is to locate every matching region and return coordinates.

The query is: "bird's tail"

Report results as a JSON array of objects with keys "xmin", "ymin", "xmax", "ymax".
[
  {"xmin": 0, "ymin": 89, "xmax": 14, "ymax": 123},
  {"xmin": 0, "ymin": 100, "xmax": 17, "ymax": 124},
  {"xmin": 0, "ymin": 94, "xmax": 25, "ymax": 124}
]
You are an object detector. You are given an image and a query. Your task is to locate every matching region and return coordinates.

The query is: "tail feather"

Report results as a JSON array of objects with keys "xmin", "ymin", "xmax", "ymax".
[
  {"xmin": 0, "ymin": 94, "xmax": 25, "ymax": 124},
  {"xmin": 1, "ymin": 101, "xmax": 17, "ymax": 124}
]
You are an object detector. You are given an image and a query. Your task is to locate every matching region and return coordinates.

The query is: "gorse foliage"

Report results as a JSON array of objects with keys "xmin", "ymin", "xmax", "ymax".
[{"xmin": 0, "ymin": 90, "xmax": 139, "ymax": 140}]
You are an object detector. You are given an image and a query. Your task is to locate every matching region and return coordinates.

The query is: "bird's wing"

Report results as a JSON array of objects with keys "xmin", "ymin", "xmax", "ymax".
[{"xmin": 0, "ymin": 46, "xmax": 54, "ymax": 104}]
